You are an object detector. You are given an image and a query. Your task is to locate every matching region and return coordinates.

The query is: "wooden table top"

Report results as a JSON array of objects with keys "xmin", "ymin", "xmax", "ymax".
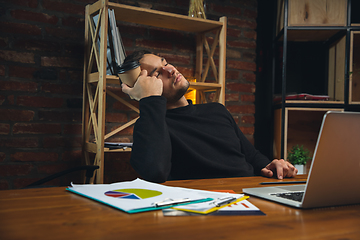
[{"xmin": 1, "ymin": 175, "xmax": 359, "ymax": 240}]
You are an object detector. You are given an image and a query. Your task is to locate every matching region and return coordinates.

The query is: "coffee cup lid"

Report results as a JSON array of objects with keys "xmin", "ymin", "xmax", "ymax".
[{"xmin": 117, "ymin": 61, "xmax": 140, "ymax": 74}]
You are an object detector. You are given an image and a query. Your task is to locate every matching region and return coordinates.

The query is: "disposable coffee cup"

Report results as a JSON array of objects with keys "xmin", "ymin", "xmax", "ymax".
[{"xmin": 117, "ymin": 61, "xmax": 141, "ymax": 87}]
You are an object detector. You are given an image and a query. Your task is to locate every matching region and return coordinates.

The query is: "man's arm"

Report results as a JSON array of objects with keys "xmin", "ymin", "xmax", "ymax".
[
  {"xmin": 129, "ymin": 96, "xmax": 172, "ymax": 183},
  {"xmin": 261, "ymin": 159, "xmax": 298, "ymax": 179},
  {"xmin": 122, "ymin": 70, "xmax": 171, "ymax": 183},
  {"xmin": 229, "ymin": 109, "xmax": 297, "ymax": 179}
]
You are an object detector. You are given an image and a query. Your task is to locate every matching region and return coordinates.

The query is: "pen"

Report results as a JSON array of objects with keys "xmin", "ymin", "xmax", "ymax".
[
  {"xmin": 213, "ymin": 197, "xmax": 237, "ymax": 207},
  {"xmin": 155, "ymin": 198, "xmax": 192, "ymax": 207},
  {"xmin": 260, "ymin": 181, "xmax": 306, "ymax": 185}
]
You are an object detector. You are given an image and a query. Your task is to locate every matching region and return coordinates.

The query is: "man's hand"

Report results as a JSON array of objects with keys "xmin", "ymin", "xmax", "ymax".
[
  {"xmin": 261, "ymin": 159, "xmax": 298, "ymax": 179},
  {"xmin": 121, "ymin": 70, "xmax": 163, "ymax": 101}
]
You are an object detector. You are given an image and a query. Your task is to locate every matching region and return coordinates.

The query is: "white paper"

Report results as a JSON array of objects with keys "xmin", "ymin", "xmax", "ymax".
[{"xmin": 68, "ymin": 178, "xmax": 239, "ymax": 213}]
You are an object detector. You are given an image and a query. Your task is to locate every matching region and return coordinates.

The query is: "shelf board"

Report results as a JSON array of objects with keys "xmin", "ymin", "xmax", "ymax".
[
  {"xmin": 274, "ymin": 101, "xmax": 345, "ymax": 110},
  {"xmin": 189, "ymin": 82, "xmax": 221, "ymax": 91},
  {"xmin": 278, "ymin": 28, "xmax": 345, "ymax": 42},
  {"xmin": 107, "ymin": 2, "xmax": 223, "ymax": 33}
]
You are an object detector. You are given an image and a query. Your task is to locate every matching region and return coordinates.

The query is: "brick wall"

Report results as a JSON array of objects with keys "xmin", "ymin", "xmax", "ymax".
[{"xmin": 0, "ymin": 0, "xmax": 258, "ymax": 189}]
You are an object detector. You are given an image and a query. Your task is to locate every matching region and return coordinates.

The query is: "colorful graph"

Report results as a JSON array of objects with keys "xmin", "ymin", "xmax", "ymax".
[{"xmin": 104, "ymin": 188, "xmax": 162, "ymax": 200}]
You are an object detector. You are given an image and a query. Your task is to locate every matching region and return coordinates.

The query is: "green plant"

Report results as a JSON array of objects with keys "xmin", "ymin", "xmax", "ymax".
[{"xmin": 287, "ymin": 145, "xmax": 311, "ymax": 165}]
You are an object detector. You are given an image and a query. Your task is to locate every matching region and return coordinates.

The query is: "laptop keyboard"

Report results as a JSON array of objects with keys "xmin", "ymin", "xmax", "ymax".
[{"xmin": 271, "ymin": 191, "xmax": 304, "ymax": 202}]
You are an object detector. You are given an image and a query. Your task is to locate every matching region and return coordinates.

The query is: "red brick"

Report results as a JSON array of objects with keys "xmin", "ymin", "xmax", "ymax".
[
  {"xmin": 227, "ymin": 82, "xmax": 255, "ymax": 93},
  {"xmin": 42, "ymin": 0, "xmax": 84, "ymax": 15},
  {"xmin": 45, "ymin": 27, "xmax": 82, "ymax": 39},
  {"xmin": 226, "ymin": 70, "xmax": 240, "ymax": 80},
  {"xmin": 0, "ymin": 22, "xmax": 41, "ymax": 35},
  {"xmin": 241, "ymin": 115, "xmax": 255, "ymax": 124},
  {"xmin": 43, "ymin": 136, "xmax": 81, "ymax": 148},
  {"xmin": 244, "ymin": 9, "xmax": 258, "ymax": 19},
  {"xmin": 0, "ymin": 50, "xmax": 35, "ymax": 64},
  {"xmin": 225, "ymin": 93, "xmax": 239, "ymax": 102},
  {"xmin": 11, "ymin": 9, "xmax": 58, "ymax": 25},
  {"xmin": 68, "ymin": 70, "xmax": 83, "ymax": 82},
  {"xmin": 243, "ymin": 72, "xmax": 256, "ymax": 82},
  {"xmin": 244, "ymin": 30, "xmax": 257, "ymax": 40},
  {"xmin": 0, "ymin": 80, "xmax": 37, "ymax": 92},
  {"xmin": 0, "ymin": 180, "xmax": 9, "ymax": 190},
  {"xmin": 13, "ymin": 39, "xmax": 61, "ymax": 52},
  {"xmin": 211, "ymin": 4, "xmax": 242, "ymax": 16},
  {"xmin": 17, "ymin": 96, "xmax": 63, "ymax": 108},
  {"xmin": 41, "ymin": 83, "xmax": 82, "ymax": 95},
  {"xmin": 0, "ymin": 37, "xmax": 8, "ymax": 48},
  {"xmin": 0, "ymin": 109, "xmax": 34, "ymax": 121},
  {"xmin": 242, "ymin": 51, "xmax": 256, "ymax": 61},
  {"xmin": 9, "ymin": 66, "xmax": 38, "ymax": 78},
  {"xmin": 149, "ymin": 28, "xmax": 187, "ymax": 43},
  {"xmin": 0, "ymin": 95, "xmax": 5, "ymax": 105},
  {"xmin": 8, "ymin": 95, "xmax": 15, "ymax": 105},
  {"xmin": 41, "ymin": 56, "xmax": 82, "ymax": 68},
  {"xmin": 13, "ymin": 123, "xmax": 61, "ymax": 134},
  {"xmin": 62, "ymin": 150, "xmax": 82, "ymax": 162},
  {"xmin": 240, "ymin": 126, "xmax": 255, "ymax": 135},
  {"xmin": 227, "ymin": 60, "xmax": 256, "ymax": 71},
  {"xmin": 0, "ymin": 137, "xmax": 38, "ymax": 148},
  {"xmin": 176, "ymin": 66, "xmax": 194, "ymax": 79},
  {"xmin": 227, "ymin": 49, "xmax": 242, "ymax": 59},
  {"xmin": 0, "ymin": 123, "xmax": 10, "ymax": 135},
  {"xmin": 228, "ymin": 18, "xmax": 257, "ymax": 29},
  {"xmin": 241, "ymin": 94, "xmax": 255, "ymax": 102},
  {"xmin": 0, "ymin": 152, "xmax": 5, "ymax": 162},
  {"xmin": 0, "ymin": 164, "xmax": 33, "ymax": 176},
  {"xmin": 13, "ymin": 177, "xmax": 52, "ymax": 189},
  {"xmin": 121, "ymin": 37, "xmax": 133, "ymax": 48},
  {"xmin": 37, "ymin": 163, "xmax": 69, "ymax": 174},
  {"xmin": 136, "ymin": 39, "xmax": 173, "ymax": 51},
  {"xmin": 228, "ymin": 40, "xmax": 256, "ymax": 49},
  {"xmin": 227, "ymin": 28, "xmax": 242, "ymax": 38},
  {"xmin": 62, "ymin": 16, "xmax": 84, "ymax": 28},
  {"xmin": 160, "ymin": 53, "xmax": 192, "ymax": 65},
  {"xmin": 106, "ymin": 112, "xmax": 128, "ymax": 123},
  {"xmin": 0, "ymin": 65, "xmax": 5, "ymax": 76},
  {"xmin": 118, "ymin": 23, "xmax": 147, "ymax": 36},
  {"xmin": 226, "ymin": 104, "xmax": 255, "ymax": 114},
  {"xmin": 64, "ymin": 43, "xmax": 83, "ymax": 56},
  {"xmin": 10, "ymin": 0, "xmax": 38, "ymax": 8},
  {"xmin": 11, "ymin": 152, "xmax": 58, "ymax": 162},
  {"xmin": 64, "ymin": 124, "xmax": 82, "ymax": 135},
  {"xmin": 38, "ymin": 110, "xmax": 82, "ymax": 122}
]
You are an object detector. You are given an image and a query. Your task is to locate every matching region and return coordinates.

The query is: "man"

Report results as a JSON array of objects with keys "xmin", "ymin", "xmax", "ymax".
[{"xmin": 121, "ymin": 50, "xmax": 298, "ymax": 183}]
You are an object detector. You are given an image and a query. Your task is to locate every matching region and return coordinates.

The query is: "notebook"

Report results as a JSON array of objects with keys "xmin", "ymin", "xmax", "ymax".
[{"xmin": 243, "ymin": 111, "xmax": 360, "ymax": 208}]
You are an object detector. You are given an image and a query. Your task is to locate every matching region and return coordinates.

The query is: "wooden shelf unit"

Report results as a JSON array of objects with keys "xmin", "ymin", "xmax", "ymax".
[
  {"xmin": 82, "ymin": 0, "xmax": 227, "ymax": 183},
  {"xmin": 273, "ymin": 0, "xmax": 360, "ymax": 160}
]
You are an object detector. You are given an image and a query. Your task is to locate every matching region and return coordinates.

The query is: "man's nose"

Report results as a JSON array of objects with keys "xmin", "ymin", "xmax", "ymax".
[{"xmin": 162, "ymin": 65, "xmax": 175, "ymax": 77}]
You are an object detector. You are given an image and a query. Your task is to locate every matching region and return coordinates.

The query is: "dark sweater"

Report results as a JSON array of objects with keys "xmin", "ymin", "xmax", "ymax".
[{"xmin": 130, "ymin": 96, "xmax": 270, "ymax": 183}]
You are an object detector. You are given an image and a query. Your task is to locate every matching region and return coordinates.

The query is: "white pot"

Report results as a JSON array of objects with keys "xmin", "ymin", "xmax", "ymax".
[{"xmin": 295, "ymin": 164, "xmax": 306, "ymax": 174}]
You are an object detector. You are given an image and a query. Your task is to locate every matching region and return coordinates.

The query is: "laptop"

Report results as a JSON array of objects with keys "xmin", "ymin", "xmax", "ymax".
[{"xmin": 243, "ymin": 111, "xmax": 360, "ymax": 208}]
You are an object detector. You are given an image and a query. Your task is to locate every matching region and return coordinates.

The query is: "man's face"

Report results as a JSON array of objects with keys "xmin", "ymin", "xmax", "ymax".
[{"xmin": 139, "ymin": 54, "xmax": 190, "ymax": 103}]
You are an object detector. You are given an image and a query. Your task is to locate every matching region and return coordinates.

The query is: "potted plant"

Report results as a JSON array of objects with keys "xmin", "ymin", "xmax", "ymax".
[{"xmin": 287, "ymin": 145, "xmax": 311, "ymax": 174}]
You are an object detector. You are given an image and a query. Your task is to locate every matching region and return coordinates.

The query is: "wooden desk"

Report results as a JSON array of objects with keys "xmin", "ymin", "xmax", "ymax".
[{"xmin": 1, "ymin": 175, "xmax": 359, "ymax": 240}]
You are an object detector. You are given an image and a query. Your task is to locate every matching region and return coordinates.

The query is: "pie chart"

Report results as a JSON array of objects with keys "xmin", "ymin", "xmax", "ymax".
[{"xmin": 104, "ymin": 188, "xmax": 162, "ymax": 200}]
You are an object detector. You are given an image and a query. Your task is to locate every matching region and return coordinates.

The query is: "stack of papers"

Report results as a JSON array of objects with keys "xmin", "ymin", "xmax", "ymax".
[{"xmin": 67, "ymin": 178, "xmax": 245, "ymax": 214}]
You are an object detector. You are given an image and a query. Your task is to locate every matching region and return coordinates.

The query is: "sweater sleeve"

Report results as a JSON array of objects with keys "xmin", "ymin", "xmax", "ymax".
[
  {"xmin": 228, "ymin": 110, "xmax": 271, "ymax": 175},
  {"xmin": 129, "ymin": 96, "xmax": 172, "ymax": 183}
]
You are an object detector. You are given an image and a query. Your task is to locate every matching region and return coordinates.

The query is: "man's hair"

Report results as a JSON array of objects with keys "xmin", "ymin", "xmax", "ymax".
[{"xmin": 123, "ymin": 50, "xmax": 152, "ymax": 65}]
